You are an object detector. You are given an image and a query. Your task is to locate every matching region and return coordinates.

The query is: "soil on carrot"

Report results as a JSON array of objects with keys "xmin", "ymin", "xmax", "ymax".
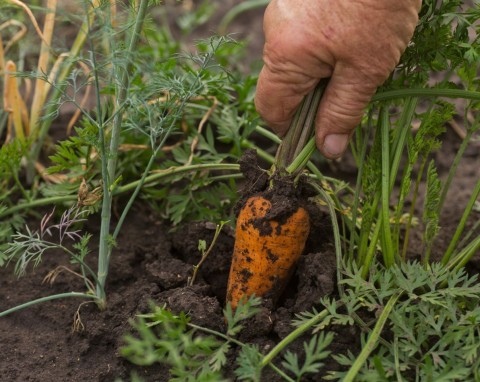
[
  {"xmin": 2, "ymin": 127, "xmax": 480, "ymax": 382},
  {"xmin": 235, "ymin": 148, "xmax": 312, "ymax": 235}
]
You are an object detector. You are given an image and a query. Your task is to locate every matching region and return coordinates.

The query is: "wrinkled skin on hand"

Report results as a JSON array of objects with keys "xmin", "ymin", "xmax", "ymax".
[{"xmin": 255, "ymin": 0, "xmax": 422, "ymax": 158}]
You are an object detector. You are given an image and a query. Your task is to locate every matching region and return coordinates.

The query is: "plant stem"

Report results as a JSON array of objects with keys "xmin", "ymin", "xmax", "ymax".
[
  {"xmin": 112, "ymin": 149, "xmax": 159, "ymax": 240},
  {"xmin": 380, "ymin": 108, "xmax": 395, "ymax": 267},
  {"xmin": 448, "ymin": 235, "xmax": 480, "ymax": 272},
  {"xmin": 442, "ymin": 179, "xmax": 480, "ymax": 265},
  {"xmin": 456, "ymin": 220, "xmax": 480, "ymax": 255},
  {"xmin": 358, "ymin": 203, "xmax": 380, "ymax": 267},
  {"xmin": 189, "ymin": 221, "xmax": 227, "ymax": 286},
  {"xmin": 308, "ymin": 180, "xmax": 345, "ymax": 297},
  {"xmin": 438, "ymin": 114, "xmax": 480, "ymax": 213},
  {"xmin": 48, "ymin": 265, "xmax": 96, "ymax": 292},
  {"xmin": 390, "ymin": 98, "xmax": 417, "ymax": 173},
  {"xmin": 59, "ymin": 244, "xmax": 100, "ymax": 286},
  {"xmin": 372, "ymin": 88, "xmax": 480, "ymax": 103},
  {"xmin": 241, "ymin": 140, "xmax": 276, "ymax": 164},
  {"xmin": 267, "ymin": 364, "xmax": 296, "ymax": 382},
  {"xmin": 359, "ymin": 100, "xmax": 417, "ymax": 270},
  {"xmin": 5, "ymin": 61, "xmax": 25, "ymax": 140},
  {"xmin": 255, "ymin": 125, "xmax": 281, "ymax": 144},
  {"xmin": 88, "ymin": 22, "xmax": 111, "ymax": 308},
  {"xmin": 285, "ymin": 138, "xmax": 316, "ymax": 175},
  {"xmin": 29, "ymin": 0, "xmax": 57, "ymax": 136},
  {"xmin": 188, "ymin": 323, "xmax": 295, "ymax": 382},
  {"xmin": 401, "ymin": 158, "xmax": 427, "ymax": 260},
  {"xmin": 0, "ymin": 292, "xmax": 96, "ymax": 317},
  {"xmin": 111, "ymin": 36, "xmax": 232, "ymax": 237},
  {"xmin": 343, "ymin": 292, "xmax": 401, "ymax": 382},
  {"xmin": 350, "ymin": 111, "xmax": 374, "ymax": 264},
  {"xmin": 361, "ymin": 220, "xmax": 382, "ymax": 279},
  {"xmin": 394, "ymin": 336, "xmax": 402, "ymax": 382},
  {"xmin": 11, "ymin": 168, "xmax": 30, "ymax": 202},
  {"xmin": 259, "ymin": 308, "xmax": 329, "ymax": 368},
  {"xmin": 392, "ymin": 98, "xmax": 418, "ymax": 251},
  {"xmin": 208, "ymin": 173, "xmax": 243, "ymax": 182},
  {"xmin": 93, "ymin": 0, "xmax": 149, "ymax": 308},
  {"xmin": 276, "ymin": 79, "xmax": 328, "ymax": 176},
  {"xmin": 249, "ymin": 126, "xmax": 331, "ymax": 184},
  {"xmin": 115, "ymin": 163, "xmax": 240, "ymax": 194},
  {"xmin": 187, "ymin": 323, "xmax": 245, "ymax": 347},
  {"xmin": 0, "ymin": 163, "xmax": 241, "ymax": 219},
  {"xmin": 0, "ymin": 195, "xmax": 76, "ymax": 218},
  {"xmin": 107, "ymin": 0, "xmax": 148, "ymax": 182}
]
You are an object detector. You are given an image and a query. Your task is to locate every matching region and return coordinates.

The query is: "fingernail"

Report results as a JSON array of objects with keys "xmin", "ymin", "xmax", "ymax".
[{"xmin": 323, "ymin": 134, "xmax": 349, "ymax": 158}]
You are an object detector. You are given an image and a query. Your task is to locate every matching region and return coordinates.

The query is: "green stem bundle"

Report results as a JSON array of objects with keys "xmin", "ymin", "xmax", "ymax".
[{"xmin": 275, "ymin": 79, "xmax": 328, "ymax": 176}]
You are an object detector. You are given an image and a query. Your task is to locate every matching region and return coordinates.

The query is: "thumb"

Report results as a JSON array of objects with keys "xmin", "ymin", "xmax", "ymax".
[{"xmin": 315, "ymin": 65, "xmax": 379, "ymax": 159}]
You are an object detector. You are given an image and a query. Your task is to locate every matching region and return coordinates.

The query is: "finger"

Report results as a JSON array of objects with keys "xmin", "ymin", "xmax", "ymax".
[
  {"xmin": 255, "ymin": 64, "xmax": 318, "ymax": 137},
  {"xmin": 255, "ymin": 31, "xmax": 334, "ymax": 136},
  {"xmin": 315, "ymin": 65, "xmax": 379, "ymax": 159}
]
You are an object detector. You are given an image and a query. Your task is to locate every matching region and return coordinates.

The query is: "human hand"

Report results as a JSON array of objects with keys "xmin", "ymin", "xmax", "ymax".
[{"xmin": 255, "ymin": 0, "xmax": 422, "ymax": 159}]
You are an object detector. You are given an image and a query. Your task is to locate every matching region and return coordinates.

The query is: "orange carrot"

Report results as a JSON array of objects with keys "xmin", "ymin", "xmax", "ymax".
[{"xmin": 226, "ymin": 195, "xmax": 310, "ymax": 310}]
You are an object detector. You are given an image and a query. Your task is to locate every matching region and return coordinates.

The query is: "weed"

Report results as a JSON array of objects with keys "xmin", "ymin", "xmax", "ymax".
[
  {"xmin": 188, "ymin": 220, "xmax": 229, "ymax": 286},
  {"xmin": 2, "ymin": 205, "xmax": 96, "ymax": 296}
]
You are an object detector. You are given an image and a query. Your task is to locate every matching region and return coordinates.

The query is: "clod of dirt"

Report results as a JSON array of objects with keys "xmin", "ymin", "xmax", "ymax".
[
  {"xmin": 237, "ymin": 150, "xmax": 300, "ymax": 220},
  {"xmin": 145, "ymin": 256, "xmax": 192, "ymax": 289},
  {"xmin": 238, "ymin": 148, "xmax": 269, "ymax": 196},
  {"xmin": 236, "ymin": 150, "xmax": 313, "ymax": 236},
  {"xmin": 154, "ymin": 285, "xmax": 224, "ymax": 331},
  {"xmin": 237, "ymin": 306, "xmax": 275, "ymax": 342},
  {"xmin": 272, "ymin": 307, "xmax": 295, "ymax": 339},
  {"xmin": 294, "ymin": 248, "xmax": 337, "ymax": 312}
]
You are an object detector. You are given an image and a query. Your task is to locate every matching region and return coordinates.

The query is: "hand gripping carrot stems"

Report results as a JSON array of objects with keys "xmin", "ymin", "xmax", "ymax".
[{"xmin": 226, "ymin": 80, "xmax": 329, "ymax": 310}]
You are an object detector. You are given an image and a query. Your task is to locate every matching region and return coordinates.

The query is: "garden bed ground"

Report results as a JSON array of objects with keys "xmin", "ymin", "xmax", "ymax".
[
  {"xmin": 2, "ymin": 1, "xmax": 480, "ymax": 380},
  {"xmin": 1, "ymin": 127, "xmax": 480, "ymax": 382}
]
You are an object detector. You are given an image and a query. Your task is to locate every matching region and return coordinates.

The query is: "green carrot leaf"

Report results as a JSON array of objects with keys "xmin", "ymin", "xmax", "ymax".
[
  {"xmin": 281, "ymin": 332, "xmax": 334, "ymax": 380},
  {"xmin": 423, "ymin": 161, "xmax": 442, "ymax": 263}
]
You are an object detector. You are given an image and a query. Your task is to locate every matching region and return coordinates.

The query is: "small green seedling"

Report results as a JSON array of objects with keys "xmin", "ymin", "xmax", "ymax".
[{"xmin": 189, "ymin": 220, "xmax": 229, "ymax": 286}]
